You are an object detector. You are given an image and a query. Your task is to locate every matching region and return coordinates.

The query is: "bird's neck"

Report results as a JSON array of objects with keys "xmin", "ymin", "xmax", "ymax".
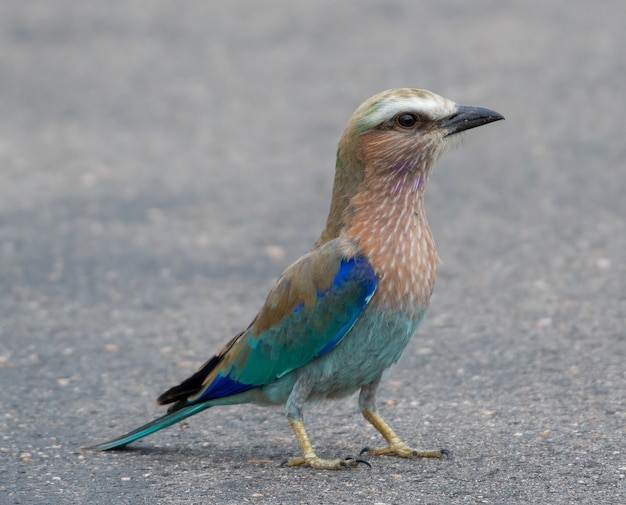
[{"xmin": 335, "ymin": 165, "xmax": 439, "ymax": 317}]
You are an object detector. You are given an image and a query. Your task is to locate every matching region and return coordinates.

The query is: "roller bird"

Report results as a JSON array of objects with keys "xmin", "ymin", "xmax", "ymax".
[{"xmin": 88, "ymin": 88, "xmax": 503, "ymax": 470}]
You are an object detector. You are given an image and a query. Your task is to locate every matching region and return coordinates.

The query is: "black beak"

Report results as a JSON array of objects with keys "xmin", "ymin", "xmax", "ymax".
[{"xmin": 442, "ymin": 105, "xmax": 504, "ymax": 137}]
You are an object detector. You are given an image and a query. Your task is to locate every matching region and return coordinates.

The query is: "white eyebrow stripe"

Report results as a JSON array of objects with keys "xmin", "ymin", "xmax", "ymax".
[{"xmin": 365, "ymin": 95, "xmax": 458, "ymax": 128}]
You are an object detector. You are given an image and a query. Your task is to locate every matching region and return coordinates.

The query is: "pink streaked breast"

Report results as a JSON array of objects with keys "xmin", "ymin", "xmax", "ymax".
[{"xmin": 344, "ymin": 173, "xmax": 439, "ymax": 317}]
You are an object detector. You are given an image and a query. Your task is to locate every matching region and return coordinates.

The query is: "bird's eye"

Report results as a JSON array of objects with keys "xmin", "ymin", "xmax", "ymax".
[{"xmin": 396, "ymin": 113, "xmax": 418, "ymax": 128}]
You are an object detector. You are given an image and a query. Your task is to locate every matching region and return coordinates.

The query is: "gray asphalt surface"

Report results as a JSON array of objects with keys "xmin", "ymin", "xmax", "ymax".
[{"xmin": 1, "ymin": 1, "xmax": 625, "ymax": 504}]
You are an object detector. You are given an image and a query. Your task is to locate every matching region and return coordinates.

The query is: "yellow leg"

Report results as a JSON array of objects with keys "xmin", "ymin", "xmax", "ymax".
[
  {"xmin": 361, "ymin": 409, "xmax": 447, "ymax": 459},
  {"xmin": 283, "ymin": 418, "xmax": 368, "ymax": 470}
]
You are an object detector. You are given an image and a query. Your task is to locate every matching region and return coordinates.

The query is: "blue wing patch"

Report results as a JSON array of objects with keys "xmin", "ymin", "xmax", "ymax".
[
  {"xmin": 314, "ymin": 256, "xmax": 377, "ymax": 355},
  {"xmin": 203, "ymin": 373, "xmax": 255, "ymax": 398}
]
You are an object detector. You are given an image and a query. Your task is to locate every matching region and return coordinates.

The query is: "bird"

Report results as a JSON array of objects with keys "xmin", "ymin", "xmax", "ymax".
[{"xmin": 87, "ymin": 88, "xmax": 503, "ymax": 470}]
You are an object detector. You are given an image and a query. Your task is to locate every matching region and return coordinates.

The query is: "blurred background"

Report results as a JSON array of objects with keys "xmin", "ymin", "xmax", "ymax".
[{"xmin": 1, "ymin": 2, "xmax": 624, "ymax": 504}]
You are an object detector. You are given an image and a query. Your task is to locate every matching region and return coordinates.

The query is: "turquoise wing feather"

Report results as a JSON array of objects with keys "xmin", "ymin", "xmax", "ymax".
[{"xmin": 192, "ymin": 253, "xmax": 377, "ymax": 402}]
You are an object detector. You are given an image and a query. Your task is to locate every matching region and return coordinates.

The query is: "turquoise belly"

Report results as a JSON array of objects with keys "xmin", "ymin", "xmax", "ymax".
[{"xmin": 260, "ymin": 307, "xmax": 425, "ymax": 404}]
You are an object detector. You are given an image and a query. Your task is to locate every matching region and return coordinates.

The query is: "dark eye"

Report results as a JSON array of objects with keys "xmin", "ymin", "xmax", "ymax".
[{"xmin": 396, "ymin": 113, "xmax": 417, "ymax": 128}]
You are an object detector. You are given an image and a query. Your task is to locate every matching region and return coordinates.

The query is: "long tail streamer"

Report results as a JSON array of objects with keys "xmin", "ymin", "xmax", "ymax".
[{"xmin": 86, "ymin": 403, "xmax": 211, "ymax": 451}]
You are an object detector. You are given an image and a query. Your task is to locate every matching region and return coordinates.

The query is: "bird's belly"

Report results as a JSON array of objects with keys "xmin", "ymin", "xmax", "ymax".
[
  {"xmin": 304, "ymin": 307, "xmax": 423, "ymax": 401},
  {"xmin": 257, "ymin": 308, "xmax": 425, "ymax": 405}
]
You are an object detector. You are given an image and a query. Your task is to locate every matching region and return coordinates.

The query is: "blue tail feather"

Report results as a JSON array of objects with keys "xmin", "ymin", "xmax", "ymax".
[{"xmin": 86, "ymin": 402, "xmax": 211, "ymax": 451}]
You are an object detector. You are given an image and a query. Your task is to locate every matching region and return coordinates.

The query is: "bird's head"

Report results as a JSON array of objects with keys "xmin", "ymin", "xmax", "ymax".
[
  {"xmin": 318, "ymin": 88, "xmax": 503, "ymax": 244},
  {"xmin": 342, "ymin": 87, "xmax": 503, "ymax": 177}
]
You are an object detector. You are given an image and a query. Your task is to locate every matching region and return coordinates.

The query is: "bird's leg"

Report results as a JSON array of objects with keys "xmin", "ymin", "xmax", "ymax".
[
  {"xmin": 282, "ymin": 376, "xmax": 367, "ymax": 470},
  {"xmin": 284, "ymin": 417, "xmax": 360, "ymax": 470},
  {"xmin": 359, "ymin": 379, "xmax": 447, "ymax": 459}
]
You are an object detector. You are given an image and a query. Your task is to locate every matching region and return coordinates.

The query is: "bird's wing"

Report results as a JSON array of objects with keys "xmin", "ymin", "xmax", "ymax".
[{"xmin": 158, "ymin": 239, "xmax": 378, "ymax": 410}]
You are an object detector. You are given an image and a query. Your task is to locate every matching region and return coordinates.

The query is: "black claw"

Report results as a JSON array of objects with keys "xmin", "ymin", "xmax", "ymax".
[
  {"xmin": 359, "ymin": 446, "xmax": 370, "ymax": 456},
  {"xmin": 440, "ymin": 448, "xmax": 453, "ymax": 459},
  {"xmin": 279, "ymin": 459, "xmax": 289, "ymax": 467},
  {"xmin": 357, "ymin": 458, "xmax": 372, "ymax": 468},
  {"xmin": 345, "ymin": 456, "xmax": 372, "ymax": 468}
]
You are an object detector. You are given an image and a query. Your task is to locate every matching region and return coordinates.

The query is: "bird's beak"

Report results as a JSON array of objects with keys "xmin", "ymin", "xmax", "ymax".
[{"xmin": 442, "ymin": 105, "xmax": 504, "ymax": 137}]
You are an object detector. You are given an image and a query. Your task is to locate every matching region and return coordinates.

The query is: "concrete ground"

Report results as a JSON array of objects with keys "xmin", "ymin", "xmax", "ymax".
[{"xmin": 1, "ymin": 1, "xmax": 624, "ymax": 504}]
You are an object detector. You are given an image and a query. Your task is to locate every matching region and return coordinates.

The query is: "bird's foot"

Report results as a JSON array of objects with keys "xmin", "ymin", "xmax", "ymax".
[
  {"xmin": 360, "ymin": 442, "xmax": 451, "ymax": 459},
  {"xmin": 282, "ymin": 454, "xmax": 371, "ymax": 470},
  {"xmin": 285, "ymin": 417, "xmax": 372, "ymax": 470},
  {"xmin": 360, "ymin": 409, "xmax": 452, "ymax": 460}
]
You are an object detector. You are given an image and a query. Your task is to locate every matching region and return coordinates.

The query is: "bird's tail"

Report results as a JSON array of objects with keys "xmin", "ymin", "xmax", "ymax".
[{"xmin": 85, "ymin": 402, "xmax": 211, "ymax": 451}]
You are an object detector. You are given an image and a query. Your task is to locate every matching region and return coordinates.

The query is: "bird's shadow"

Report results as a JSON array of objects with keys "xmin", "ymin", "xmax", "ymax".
[{"xmin": 85, "ymin": 441, "xmax": 292, "ymax": 468}]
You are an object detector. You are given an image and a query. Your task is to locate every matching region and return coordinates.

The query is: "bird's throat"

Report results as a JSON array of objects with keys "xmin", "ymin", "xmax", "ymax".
[{"xmin": 343, "ymin": 170, "xmax": 439, "ymax": 316}]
